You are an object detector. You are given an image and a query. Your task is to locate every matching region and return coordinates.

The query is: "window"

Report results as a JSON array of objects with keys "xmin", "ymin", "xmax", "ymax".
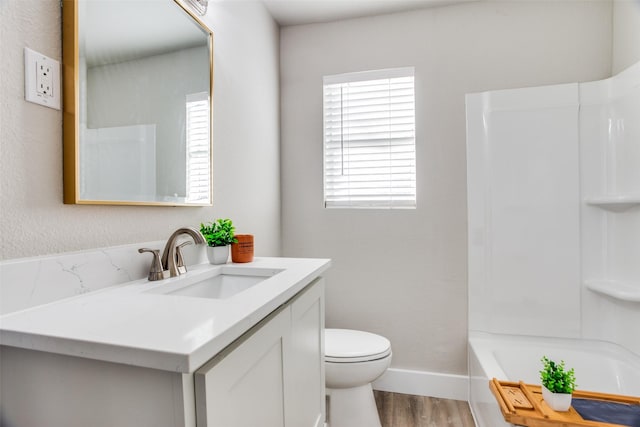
[
  {"xmin": 186, "ymin": 92, "xmax": 210, "ymax": 203},
  {"xmin": 323, "ymin": 67, "xmax": 416, "ymax": 209}
]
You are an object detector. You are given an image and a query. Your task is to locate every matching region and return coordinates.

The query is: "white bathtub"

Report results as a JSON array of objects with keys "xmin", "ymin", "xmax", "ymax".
[{"xmin": 468, "ymin": 332, "xmax": 640, "ymax": 427}]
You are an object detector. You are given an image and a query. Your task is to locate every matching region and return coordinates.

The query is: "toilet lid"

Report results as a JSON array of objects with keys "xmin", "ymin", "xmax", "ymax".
[{"xmin": 325, "ymin": 329, "xmax": 391, "ymax": 362}]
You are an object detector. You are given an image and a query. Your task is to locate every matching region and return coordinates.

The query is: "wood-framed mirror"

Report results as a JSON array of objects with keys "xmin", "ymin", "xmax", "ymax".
[{"xmin": 62, "ymin": 0, "xmax": 213, "ymax": 206}]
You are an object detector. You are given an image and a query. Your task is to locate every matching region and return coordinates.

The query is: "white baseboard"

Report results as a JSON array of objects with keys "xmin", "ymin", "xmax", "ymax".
[{"xmin": 372, "ymin": 368, "xmax": 469, "ymax": 401}]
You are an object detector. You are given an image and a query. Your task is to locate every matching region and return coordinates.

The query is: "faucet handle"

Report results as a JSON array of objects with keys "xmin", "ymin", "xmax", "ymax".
[
  {"xmin": 175, "ymin": 241, "xmax": 193, "ymax": 275},
  {"xmin": 138, "ymin": 248, "xmax": 166, "ymax": 281}
]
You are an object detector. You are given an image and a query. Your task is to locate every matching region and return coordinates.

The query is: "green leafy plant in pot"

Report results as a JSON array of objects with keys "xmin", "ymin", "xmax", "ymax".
[
  {"xmin": 540, "ymin": 356, "xmax": 576, "ymax": 412},
  {"xmin": 200, "ymin": 218, "xmax": 238, "ymax": 264}
]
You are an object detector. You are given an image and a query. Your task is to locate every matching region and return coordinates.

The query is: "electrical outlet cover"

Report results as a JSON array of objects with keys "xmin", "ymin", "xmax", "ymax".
[{"xmin": 24, "ymin": 47, "xmax": 61, "ymax": 110}]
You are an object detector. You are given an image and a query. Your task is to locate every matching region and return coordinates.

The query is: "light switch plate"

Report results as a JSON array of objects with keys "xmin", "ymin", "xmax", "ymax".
[{"xmin": 24, "ymin": 47, "xmax": 61, "ymax": 110}]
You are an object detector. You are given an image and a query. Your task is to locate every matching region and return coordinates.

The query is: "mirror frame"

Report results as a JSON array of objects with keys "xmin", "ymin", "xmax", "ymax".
[{"xmin": 62, "ymin": 0, "xmax": 214, "ymax": 206}]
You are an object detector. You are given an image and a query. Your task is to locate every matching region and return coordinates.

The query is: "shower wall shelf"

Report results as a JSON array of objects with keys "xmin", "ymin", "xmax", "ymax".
[
  {"xmin": 584, "ymin": 195, "xmax": 640, "ymax": 212},
  {"xmin": 584, "ymin": 279, "xmax": 640, "ymax": 302}
]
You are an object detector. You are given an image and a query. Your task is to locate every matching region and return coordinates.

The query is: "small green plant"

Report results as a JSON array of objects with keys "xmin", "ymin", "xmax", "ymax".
[
  {"xmin": 200, "ymin": 218, "xmax": 238, "ymax": 247},
  {"xmin": 540, "ymin": 356, "xmax": 576, "ymax": 394}
]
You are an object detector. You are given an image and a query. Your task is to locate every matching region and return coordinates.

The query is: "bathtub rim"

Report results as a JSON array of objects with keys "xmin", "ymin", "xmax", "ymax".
[
  {"xmin": 468, "ymin": 331, "xmax": 640, "ymax": 427},
  {"xmin": 468, "ymin": 330, "xmax": 640, "ymax": 389}
]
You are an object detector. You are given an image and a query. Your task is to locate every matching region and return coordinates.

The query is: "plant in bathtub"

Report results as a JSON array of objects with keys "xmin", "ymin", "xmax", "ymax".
[
  {"xmin": 200, "ymin": 219, "xmax": 238, "ymax": 264},
  {"xmin": 540, "ymin": 356, "xmax": 576, "ymax": 411}
]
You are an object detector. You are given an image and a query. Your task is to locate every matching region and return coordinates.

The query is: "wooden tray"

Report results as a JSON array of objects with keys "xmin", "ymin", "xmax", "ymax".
[{"xmin": 489, "ymin": 379, "xmax": 640, "ymax": 427}]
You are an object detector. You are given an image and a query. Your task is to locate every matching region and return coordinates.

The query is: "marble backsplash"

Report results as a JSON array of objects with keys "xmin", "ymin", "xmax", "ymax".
[{"xmin": 0, "ymin": 241, "xmax": 207, "ymax": 315}]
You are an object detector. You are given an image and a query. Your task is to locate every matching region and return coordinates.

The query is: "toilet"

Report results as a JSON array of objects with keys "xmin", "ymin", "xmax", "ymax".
[{"xmin": 324, "ymin": 329, "xmax": 392, "ymax": 427}]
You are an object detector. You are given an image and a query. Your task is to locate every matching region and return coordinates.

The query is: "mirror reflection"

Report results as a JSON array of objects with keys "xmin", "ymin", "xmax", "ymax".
[{"xmin": 68, "ymin": 0, "xmax": 212, "ymax": 205}]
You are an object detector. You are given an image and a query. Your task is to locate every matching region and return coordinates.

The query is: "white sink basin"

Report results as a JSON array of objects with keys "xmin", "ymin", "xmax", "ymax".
[
  {"xmin": 169, "ymin": 274, "xmax": 268, "ymax": 299},
  {"xmin": 146, "ymin": 267, "xmax": 283, "ymax": 300}
]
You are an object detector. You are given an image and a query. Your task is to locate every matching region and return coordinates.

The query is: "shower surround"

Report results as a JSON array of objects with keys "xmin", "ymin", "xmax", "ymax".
[{"xmin": 465, "ymin": 61, "xmax": 640, "ymax": 426}]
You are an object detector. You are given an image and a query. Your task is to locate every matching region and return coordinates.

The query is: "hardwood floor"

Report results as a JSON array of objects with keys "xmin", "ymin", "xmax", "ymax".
[{"xmin": 374, "ymin": 391, "xmax": 476, "ymax": 427}]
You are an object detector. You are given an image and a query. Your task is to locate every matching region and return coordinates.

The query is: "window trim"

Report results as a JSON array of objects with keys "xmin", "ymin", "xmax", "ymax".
[
  {"xmin": 322, "ymin": 67, "xmax": 417, "ymax": 209},
  {"xmin": 185, "ymin": 91, "xmax": 211, "ymax": 203}
]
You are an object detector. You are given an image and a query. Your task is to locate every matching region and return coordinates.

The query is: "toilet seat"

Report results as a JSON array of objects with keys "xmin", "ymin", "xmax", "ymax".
[{"xmin": 325, "ymin": 329, "xmax": 391, "ymax": 363}]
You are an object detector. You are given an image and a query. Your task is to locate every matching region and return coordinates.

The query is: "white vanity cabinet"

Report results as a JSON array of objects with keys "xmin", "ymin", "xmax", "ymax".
[
  {"xmin": 195, "ymin": 278, "xmax": 325, "ymax": 427},
  {"xmin": 0, "ymin": 272, "xmax": 326, "ymax": 427},
  {"xmin": 286, "ymin": 277, "xmax": 326, "ymax": 427}
]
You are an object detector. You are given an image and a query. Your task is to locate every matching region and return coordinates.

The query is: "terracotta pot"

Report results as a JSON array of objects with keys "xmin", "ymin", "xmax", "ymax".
[{"xmin": 231, "ymin": 234, "xmax": 254, "ymax": 263}]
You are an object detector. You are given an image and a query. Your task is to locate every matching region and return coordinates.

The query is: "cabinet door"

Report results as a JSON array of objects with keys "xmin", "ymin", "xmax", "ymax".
[
  {"xmin": 195, "ymin": 307, "xmax": 290, "ymax": 427},
  {"xmin": 286, "ymin": 278, "xmax": 325, "ymax": 427}
]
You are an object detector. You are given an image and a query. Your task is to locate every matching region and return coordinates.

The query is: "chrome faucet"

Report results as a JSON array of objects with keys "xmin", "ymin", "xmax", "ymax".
[{"xmin": 161, "ymin": 227, "xmax": 206, "ymax": 278}]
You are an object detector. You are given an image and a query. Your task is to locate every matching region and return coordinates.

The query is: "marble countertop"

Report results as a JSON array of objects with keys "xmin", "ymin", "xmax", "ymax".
[{"xmin": 0, "ymin": 257, "xmax": 330, "ymax": 373}]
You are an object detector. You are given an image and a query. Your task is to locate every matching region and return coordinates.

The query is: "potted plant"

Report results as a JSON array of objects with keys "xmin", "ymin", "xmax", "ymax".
[
  {"xmin": 540, "ymin": 356, "xmax": 576, "ymax": 411},
  {"xmin": 200, "ymin": 219, "xmax": 238, "ymax": 264}
]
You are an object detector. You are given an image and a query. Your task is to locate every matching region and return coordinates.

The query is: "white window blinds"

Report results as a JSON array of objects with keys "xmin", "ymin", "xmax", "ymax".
[
  {"xmin": 186, "ymin": 92, "xmax": 210, "ymax": 203},
  {"xmin": 323, "ymin": 67, "xmax": 416, "ymax": 209}
]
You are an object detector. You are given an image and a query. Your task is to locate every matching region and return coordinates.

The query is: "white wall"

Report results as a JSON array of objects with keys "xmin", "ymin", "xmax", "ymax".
[
  {"xmin": 612, "ymin": 0, "xmax": 640, "ymax": 74},
  {"xmin": 280, "ymin": 1, "xmax": 612, "ymax": 376},
  {"xmin": 0, "ymin": 0, "xmax": 281, "ymax": 259}
]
